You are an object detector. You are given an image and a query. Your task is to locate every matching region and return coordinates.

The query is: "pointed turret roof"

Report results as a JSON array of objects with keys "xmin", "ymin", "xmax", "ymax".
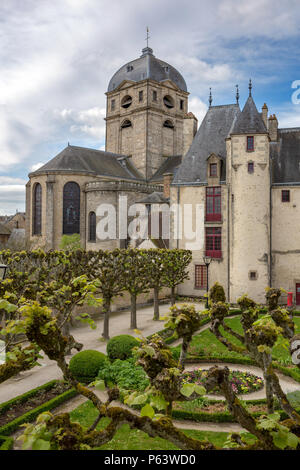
[{"xmin": 231, "ymin": 96, "xmax": 267, "ymax": 134}]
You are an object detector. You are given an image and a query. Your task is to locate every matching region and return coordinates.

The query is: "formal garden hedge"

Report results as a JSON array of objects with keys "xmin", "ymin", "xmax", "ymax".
[{"xmin": 0, "ymin": 380, "xmax": 77, "ymax": 437}]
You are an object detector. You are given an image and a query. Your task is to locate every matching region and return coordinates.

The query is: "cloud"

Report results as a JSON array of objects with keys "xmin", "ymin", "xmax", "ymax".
[
  {"xmin": 0, "ymin": 0, "xmax": 299, "ymax": 212},
  {"xmin": 30, "ymin": 163, "xmax": 45, "ymax": 172},
  {"xmin": 55, "ymin": 107, "xmax": 106, "ymax": 140},
  {"xmin": 188, "ymin": 97, "xmax": 208, "ymax": 124}
]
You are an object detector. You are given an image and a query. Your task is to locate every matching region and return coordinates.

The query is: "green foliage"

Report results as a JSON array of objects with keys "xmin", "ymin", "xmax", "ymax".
[
  {"xmin": 59, "ymin": 234, "xmax": 81, "ymax": 251},
  {"xmin": 97, "ymin": 358, "xmax": 149, "ymax": 391},
  {"xmin": 106, "ymin": 335, "xmax": 139, "ymax": 361},
  {"xmin": 0, "ymin": 436, "xmax": 14, "ymax": 450},
  {"xmin": 209, "ymin": 282, "xmax": 226, "ymax": 303},
  {"xmin": 257, "ymin": 412, "xmax": 300, "ymax": 449},
  {"xmin": 165, "ymin": 304, "xmax": 202, "ymax": 340},
  {"xmin": 69, "ymin": 350, "xmax": 107, "ymax": 384}
]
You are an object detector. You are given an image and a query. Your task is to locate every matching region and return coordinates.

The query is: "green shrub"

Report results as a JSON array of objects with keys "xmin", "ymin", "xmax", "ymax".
[
  {"xmin": 106, "ymin": 335, "xmax": 139, "ymax": 361},
  {"xmin": 209, "ymin": 282, "xmax": 226, "ymax": 303},
  {"xmin": 0, "ymin": 436, "xmax": 14, "ymax": 450},
  {"xmin": 97, "ymin": 358, "xmax": 149, "ymax": 391},
  {"xmin": 69, "ymin": 350, "xmax": 107, "ymax": 383}
]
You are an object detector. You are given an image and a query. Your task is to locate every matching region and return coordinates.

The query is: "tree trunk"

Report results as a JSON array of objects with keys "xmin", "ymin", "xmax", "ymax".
[
  {"xmin": 166, "ymin": 400, "xmax": 173, "ymax": 417},
  {"xmin": 178, "ymin": 338, "xmax": 190, "ymax": 370},
  {"xmin": 153, "ymin": 287, "xmax": 159, "ymax": 321},
  {"xmin": 262, "ymin": 353, "xmax": 274, "ymax": 414},
  {"xmin": 171, "ymin": 286, "xmax": 176, "ymax": 306},
  {"xmin": 102, "ymin": 297, "xmax": 111, "ymax": 340},
  {"xmin": 130, "ymin": 293, "xmax": 137, "ymax": 329}
]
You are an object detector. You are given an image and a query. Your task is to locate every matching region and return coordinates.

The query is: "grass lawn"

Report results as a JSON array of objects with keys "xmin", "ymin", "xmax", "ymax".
[
  {"xmin": 70, "ymin": 400, "xmax": 257, "ymax": 450},
  {"xmin": 172, "ymin": 316, "xmax": 300, "ymax": 368}
]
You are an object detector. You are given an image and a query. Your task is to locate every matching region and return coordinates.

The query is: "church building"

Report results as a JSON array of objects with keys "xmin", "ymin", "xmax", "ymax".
[{"xmin": 25, "ymin": 46, "xmax": 300, "ymax": 305}]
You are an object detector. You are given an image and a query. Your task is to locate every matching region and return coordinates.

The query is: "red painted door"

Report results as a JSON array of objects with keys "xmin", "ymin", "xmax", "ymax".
[{"xmin": 296, "ymin": 284, "xmax": 300, "ymax": 305}]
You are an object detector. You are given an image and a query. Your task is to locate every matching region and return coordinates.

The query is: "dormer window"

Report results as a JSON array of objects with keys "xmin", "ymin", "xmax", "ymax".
[
  {"xmin": 247, "ymin": 136, "xmax": 254, "ymax": 151},
  {"xmin": 210, "ymin": 163, "xmax": 217, "ymax": 177}
]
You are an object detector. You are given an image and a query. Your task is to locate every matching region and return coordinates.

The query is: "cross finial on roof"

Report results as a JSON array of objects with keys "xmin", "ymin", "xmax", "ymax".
[
  {"xmin": 209, "ymin": 87, "xmax": 212, "ymax": 107},
  {"xmin": 236, "ymin": 84, "xmax": 239, "ymax": 104},
  {"xmin": 249, "ymin": 78, "xmax": 252, "ymax": 97},
  {"xmin": 145, "ymin": 26, "xmax": 150, "ymax": 48}
]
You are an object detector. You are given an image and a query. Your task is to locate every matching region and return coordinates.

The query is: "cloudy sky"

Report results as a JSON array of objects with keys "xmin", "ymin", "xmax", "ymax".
[{"xmin": 0, "ymin": 0, "xmax": 300, "ymax": 214}]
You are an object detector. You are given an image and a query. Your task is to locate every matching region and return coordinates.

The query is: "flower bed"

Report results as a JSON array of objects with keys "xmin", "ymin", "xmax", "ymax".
[
  {"xmin": 0, "ymin": 380, "xmax": 78, "ymax": 436},
  {"xmin": 182, "ymin": 368, "xmax": 264, "ymax": 395}
]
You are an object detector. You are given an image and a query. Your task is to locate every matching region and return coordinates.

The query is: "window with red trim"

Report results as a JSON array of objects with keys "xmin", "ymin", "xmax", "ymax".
[
  {"xmin": 282, "ymin": 190, "xmax": 290, "ymax": 202},
  {"xmin": 209, "ymin": 163, "xmax": 217, "ymax": 177},
  {"xmin": 195, "ymin": 265, "xmax": 207, "ymax": 289},
  {"xmin": 206, "ymin": 187, "xmax": 221, "ymax": 221},
  {"xmin": 247, "ymin": 136, "xmax": 254, "ymax": 151},
  {"xmin": 205, "ymin": 227, "xmax": 222, "ymax": 258}
]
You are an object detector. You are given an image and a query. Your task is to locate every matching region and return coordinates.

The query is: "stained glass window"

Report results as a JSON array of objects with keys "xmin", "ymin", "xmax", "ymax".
[{"xmin": 33, "ymin": 183, "xmax": 42, "ymax": 235}]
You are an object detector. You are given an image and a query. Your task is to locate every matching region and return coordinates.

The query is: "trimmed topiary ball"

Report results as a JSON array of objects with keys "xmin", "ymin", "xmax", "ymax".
[
  {"xmin": 106, "ymin": 335, "xmax": 139, "ymax": 361},
  {"xmin": 69, "ymin": 349, "xmax": 107, "ymax": 383}
]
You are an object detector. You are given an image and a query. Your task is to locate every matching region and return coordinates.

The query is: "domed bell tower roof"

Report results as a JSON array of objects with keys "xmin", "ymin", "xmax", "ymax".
[{"xmin": 107, "ymin": 47, "xmax": 187, "ymax": 92}]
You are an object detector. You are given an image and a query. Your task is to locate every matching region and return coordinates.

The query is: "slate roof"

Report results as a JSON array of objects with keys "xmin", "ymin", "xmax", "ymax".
[
  {"xmin": 173, "ymin": 104, "xmax": 240, "ymax": 184},
  {"xmin": 108, "ymin": 47, "xmax": 187, "ymax": 92},
  {"xmin": 150, "ymin": 155, "xmax": 182, "ymax": 182},
  {"xmin": 29, "ymin": 145, "xmax": 144, "ymax": 181},
  {"xmin": 271, "ymin": 128, "xmax": 300, "ymax": 184},
  {"xmin": 135, "ymin": 192, "xmax": 169, "ymax": 204},
  {"xmin": 231, "ymin": 96, "xmax": 267, "ymax": 134}
]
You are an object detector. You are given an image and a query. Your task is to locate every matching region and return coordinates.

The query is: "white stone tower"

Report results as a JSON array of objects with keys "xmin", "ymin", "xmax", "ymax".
[{"xmin": 228, "ymin": 83, "xmax": 270, "ymax": 303}]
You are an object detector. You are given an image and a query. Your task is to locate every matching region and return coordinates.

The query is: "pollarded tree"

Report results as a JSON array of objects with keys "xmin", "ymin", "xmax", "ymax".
[
  {"xmin": 165, "ymin": 304, "xmax": 202, "ymax": 368},
  {"xmin": 1, "ymin": 294, "xmax": 300, "ymax": 450},
  {"xmin": 91, "ymin": 249, "xmax": 126, "ymax": 340},
  {"xmin": 162, "ymin": 249, "xmax": 192, "ymax": 305},
  {"xmin": 145, "ymin": 249, "xmax": 167, "ymax": 321},
  {"xmin": 122, "ymin": 249, "xmax": 150, "ymax": 329}
]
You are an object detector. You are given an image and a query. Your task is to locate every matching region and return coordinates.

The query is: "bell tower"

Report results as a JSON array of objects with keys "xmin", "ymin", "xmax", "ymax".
[{"xmin": 105, "ymin": 47, "xmax": 190, "ymax": 179}]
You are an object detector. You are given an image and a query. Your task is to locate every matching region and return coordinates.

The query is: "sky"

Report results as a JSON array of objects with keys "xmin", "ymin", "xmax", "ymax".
[{"xmin": 0, "ymin": 0, "xmax": 300, "ymax": 214}]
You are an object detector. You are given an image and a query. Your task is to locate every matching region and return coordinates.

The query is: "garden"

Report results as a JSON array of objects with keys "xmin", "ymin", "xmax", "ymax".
[{"xmin": 0, "ymin": 248, "xmax": 300, "ymax": 451}]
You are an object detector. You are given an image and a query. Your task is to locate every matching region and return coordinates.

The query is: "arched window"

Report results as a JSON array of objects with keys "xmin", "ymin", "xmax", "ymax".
[
  {"xmin": 33, "ymin": 183, "xmax": 42, "ymax": 235},
  {"xmin": 63, "ymin": 182, "xmax": 80, "ymax": 234},
  {"xmin": 163, "ymin": 120, "xmax": 174, "ymax": 129},
  {"xmin": 88, "ymin": 211, "xmax": 96, "ymax": 242},
  {"xmin": 121, "ymin": 119, "xmax": 132, "ymax": 129}
]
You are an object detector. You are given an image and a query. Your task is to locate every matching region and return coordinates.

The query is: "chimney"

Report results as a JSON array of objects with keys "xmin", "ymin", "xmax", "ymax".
[
  {"xmin": 262, "ymin": 103, "xmax": 268, "ymax": 128},
  {"xmin": 183, "ymin": 112, "xmax": 198, "ymax": 157},
  {"xmin": 268, "ymin": 114, "xmax": 278, "ymax": 141},
  {"xmin": 163, "ymin": 173, "xmax": 173, "ymax": 199}
]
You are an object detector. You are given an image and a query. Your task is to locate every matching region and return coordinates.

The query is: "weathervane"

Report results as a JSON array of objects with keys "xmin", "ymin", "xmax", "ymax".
[
  {"xmin": 236, "ymin": 84, "xmax": 239, "ymax": 105},
  {"xmin": 145, "ymin": 27, "xmax": 150, "ymax": 48},
  {"xmin": 209, "ymin": 87, "xmax": 212, "ymax": 108}
]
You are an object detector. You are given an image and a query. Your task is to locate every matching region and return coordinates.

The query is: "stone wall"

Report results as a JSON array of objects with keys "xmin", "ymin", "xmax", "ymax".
[{"xmin": 272, "ymin": 186, "xmax": 300, "ymax": 302}]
